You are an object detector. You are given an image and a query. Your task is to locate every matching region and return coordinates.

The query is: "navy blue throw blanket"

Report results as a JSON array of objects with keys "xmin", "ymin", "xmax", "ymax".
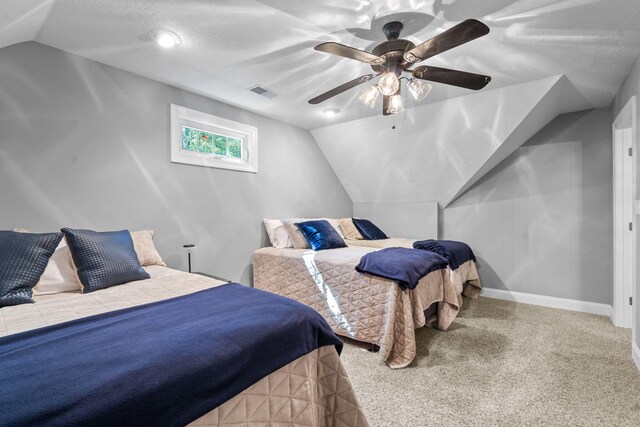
[
  {"xmin": 355, "ymin": 247, "xmax": 448, "ymax": 290},
  {"xmin": 0, "ymin": 284, "xmax": 342, "ymax": 427},
  {"xmin": 413, "ymin": 239, "xmax": 476, "ymax": 270}
]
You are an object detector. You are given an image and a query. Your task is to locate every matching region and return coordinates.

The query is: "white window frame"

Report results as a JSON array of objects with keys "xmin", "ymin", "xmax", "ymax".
[{"xmin": 170, "ymin": 104, "xmax": 258, "ymax": 173}]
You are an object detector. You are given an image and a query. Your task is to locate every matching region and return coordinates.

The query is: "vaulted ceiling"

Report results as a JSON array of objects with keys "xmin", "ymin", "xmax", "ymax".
[
  {"xmin": 1, "ymin": 0, "xmax": 640, "ymax": 130},
  {"xmin": 312, "ymin": 75, "xmax": 589, "ymax": 206},
  {"xmin": 2, "ymin": 0, "xmax": 640, "ymax": 208}
]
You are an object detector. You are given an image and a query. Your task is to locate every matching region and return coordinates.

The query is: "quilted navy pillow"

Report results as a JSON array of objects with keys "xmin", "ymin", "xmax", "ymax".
[
  {"xmin": 295, "ymin": 220, "xmax": 346, "ymax": 251},
  {"xmin": 352, "ymin": 218, "xmax": 388, "ymax": 240},
  {"xmin": 0, "ymin": 231, "xmax": 63, "ymax": 307},
  {"xmin": 61, "ymin": 228, "xmax": 150, "ymax": 293}
]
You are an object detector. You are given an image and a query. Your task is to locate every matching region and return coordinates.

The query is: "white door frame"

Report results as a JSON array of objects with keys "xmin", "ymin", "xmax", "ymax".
[{"xmin": 612, "ymin": 96, "xmax": 636, "ymax": 330}]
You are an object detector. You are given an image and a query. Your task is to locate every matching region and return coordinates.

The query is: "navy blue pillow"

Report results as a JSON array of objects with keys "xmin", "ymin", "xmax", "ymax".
[
  {"xmin": 61, "ymin": 228, "xmax": 150, "ymax": 293},
  {"xmin": 295, "ymin": 220, "xmax": 346, "ymax": 251},
  {"xmin": 352, "ymin": 218, "xmax": 388, "ymax": 240},
  {"xmin": 0, "ymin": 231, "xmax": 63, "ymax": 307}
]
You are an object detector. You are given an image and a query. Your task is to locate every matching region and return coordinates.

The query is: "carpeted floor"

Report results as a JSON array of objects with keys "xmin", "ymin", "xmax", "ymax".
[{"xmin": 340, "ymin": 297, "xmax": 640, "ymax": 426}]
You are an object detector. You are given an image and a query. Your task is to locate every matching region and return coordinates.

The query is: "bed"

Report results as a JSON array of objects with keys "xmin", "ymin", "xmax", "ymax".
[
  {"xmin": 343, "ymin": 238, "xmax": 482, "ymax": 298},
  {"xmin": 0, "ymin": 266, "xmax": 368, "ymax": 426},
  {"xmin": 252, "ymin": 246, "xmax": 475, "ymax": 368}
]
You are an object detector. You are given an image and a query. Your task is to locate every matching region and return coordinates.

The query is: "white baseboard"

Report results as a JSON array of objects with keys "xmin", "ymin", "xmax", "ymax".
[
  {"xmin": 480, "ymin": 287, "xmax": 612, "ymax": 317},
  {"xmin": 633, "ymin": 342, "xmax": 640, "ymax": 371}
]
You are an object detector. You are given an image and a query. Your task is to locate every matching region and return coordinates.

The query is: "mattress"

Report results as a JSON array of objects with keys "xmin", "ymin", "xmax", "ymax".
[
  {"xmin": 0, "ymin": 266, "xmax": 367, "ymax": 426},
  {"xmin": 344, "ymin": 238, "xmax": 482, "ymax": 296},
  {"xmin": 253, "ymin": 246, "xmax": 464, "ymax": 368}
]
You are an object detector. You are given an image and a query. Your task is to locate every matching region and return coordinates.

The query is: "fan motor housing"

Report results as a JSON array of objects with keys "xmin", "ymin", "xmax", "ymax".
[{"xmin": 371, "ymin": 40, "xmax": 416, "ymax": 75}]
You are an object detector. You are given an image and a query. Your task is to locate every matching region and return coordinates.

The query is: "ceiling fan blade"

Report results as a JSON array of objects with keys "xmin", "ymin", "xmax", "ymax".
[
  {"xmin": 308, "ymin": 74, "xmax": 376, "ymax": 104},
  {"xmin": 315, "ymin": 42, "xmax": 385, "ymax": 65},
  {"xmin": 413, "ymin": 66, "xmax": 491, "ymax": 90},
  {"xmin": 404, "ymin": 19, "xmax": 489, "ymax": 63}
]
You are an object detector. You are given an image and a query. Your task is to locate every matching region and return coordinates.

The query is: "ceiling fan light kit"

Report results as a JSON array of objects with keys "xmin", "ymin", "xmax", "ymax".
[
  {"xmin": 378, "ymin": 72, "xmax": 400, "ymax": 96},
  {"xmin": 407, "ymin": 78, "xmax": 432, "ymax": 102},
  {"xmin": 359, "ymin": 85, "xmax": 380, "ymax": 109},
  {"xmin": 387, "ymin": 94, "xmax": 404, "ymax": 114},
  {"xmin": 308, "ymin": 17, "xmax": 491, "ymax": 116}
]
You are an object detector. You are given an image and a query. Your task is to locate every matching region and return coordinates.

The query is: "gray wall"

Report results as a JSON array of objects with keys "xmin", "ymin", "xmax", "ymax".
[
  {"xmin": 353, "ymin": 201, "xmax": 438, "ymax": 239},
  {"xmin": 0, "ymin": 42, "xmax": 352, "ymax": 284},
  {"xmin": 443, "ymin": 109, "xmax": 613, "ymax": 305},
  {"xmin": 612, "ymin": 53, "xmax": 640, "ymax": 344}
]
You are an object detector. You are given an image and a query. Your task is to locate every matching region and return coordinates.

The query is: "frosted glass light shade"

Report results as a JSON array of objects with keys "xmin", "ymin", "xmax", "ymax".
[
  {"xmin": 378, "ymin": 73, "xmax": 400, "ymax": 96},
  {"xmin": 359, "ymin": 85, "xmax": 380, "ymax": 109},
  {"xmin": 407, "ymin": 78, "xmax": 432, "ymax": 101},
  {"xmin": 387, "ymin": 95, "xmax": 404, "ymax": 114}
]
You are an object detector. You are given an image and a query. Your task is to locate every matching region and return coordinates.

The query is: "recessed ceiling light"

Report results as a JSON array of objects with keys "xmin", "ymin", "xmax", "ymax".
[
  {"xmin": 323, "ymin": 108, "xmax": 340, "ymax": 117},
  {"xmin": 148, "ymin": 30, "xmax": 182, "ymax": 48}
]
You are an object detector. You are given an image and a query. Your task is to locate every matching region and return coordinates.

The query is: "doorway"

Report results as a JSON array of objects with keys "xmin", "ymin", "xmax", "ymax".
[{"xmin": 612, "ymin": 96, "xmax": 636, "ymax": 333}]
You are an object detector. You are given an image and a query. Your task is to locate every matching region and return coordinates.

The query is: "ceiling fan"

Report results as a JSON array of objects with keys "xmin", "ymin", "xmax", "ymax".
[{"xmin": 308, "ymin": 19, "xmax": 491, "ymax": 115}]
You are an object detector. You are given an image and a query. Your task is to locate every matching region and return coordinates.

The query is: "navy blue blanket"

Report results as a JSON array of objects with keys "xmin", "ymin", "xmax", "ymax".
[
  {"xmin": 413, "ymin": 239, "xmax": 476, "ymax": 270},
  {"xmin": 355, "ymin": 247, "xmax": 449, "ymax": 290},
  {"xmin": 0, "ymin": 284, "xmax": 342, "ymax": 427}
]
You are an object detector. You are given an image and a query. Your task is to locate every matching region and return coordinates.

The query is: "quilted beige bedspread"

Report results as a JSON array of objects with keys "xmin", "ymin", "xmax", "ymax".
[
  {"xmin": 343, "ymin": 237, "xmax": 416, "ymax": 249},
  {"xmin": 0, "ymin": 266, "xmax": 367, "ymax": 427},
  {"xmin": 253, "ymin": 246, "xmax": 467, "ymax": 368},
  {"xmin": 344, "ymin": 238, "xmax": 482, "ymax": 296}
]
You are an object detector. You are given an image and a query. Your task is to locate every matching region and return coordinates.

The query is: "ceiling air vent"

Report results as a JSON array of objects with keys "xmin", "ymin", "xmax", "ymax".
[{"xmin": 248, "ymin": 85, "xmax": 278, "ymax": 99}]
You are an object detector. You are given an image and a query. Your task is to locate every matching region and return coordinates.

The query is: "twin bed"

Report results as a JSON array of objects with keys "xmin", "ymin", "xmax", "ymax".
[{"xmin": 253, "ymin": 237, "xmax": 482, "ymax": 368}]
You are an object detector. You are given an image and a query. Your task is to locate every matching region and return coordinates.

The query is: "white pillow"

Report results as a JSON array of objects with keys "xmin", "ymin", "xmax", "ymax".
[
  {"xmin": 37, "ymin": 238, "xmax": 83, "ymax": 295},
  {"xmin": 281, "ymin": 218, "xmax": 311, "ymax": 249},
  {"xmin": 130, "ymin": 230, "xmax": 166, "ymax": 267},
  {"xmin": 263, "ymin": 219, "xmax": 292, "ymax": 248},
  {"xmin": 13, "ymin": 228, "xmax": 82, "ymax": 295}
]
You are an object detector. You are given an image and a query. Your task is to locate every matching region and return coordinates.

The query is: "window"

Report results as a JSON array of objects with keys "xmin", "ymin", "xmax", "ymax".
[
  {"xmin": 181, "ymin": 127, "xmax": 242, "ymax": 158},
  {"xmin": 171, "ymin": 104, "xmax": 258, "ymax": 173}
]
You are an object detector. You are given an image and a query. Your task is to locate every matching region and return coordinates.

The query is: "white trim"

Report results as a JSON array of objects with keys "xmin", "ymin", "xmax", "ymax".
[
  {"xmin": 480, "ymin": 287, "xmax": 612, "ymax": 317},
  {"xmin": 633, "ymin": 342, "xmax": 640, "ymax": 371},
  {"xmin": 170, "ymin": 104, "xmax": 258, "ymax": 173},
  {"xmin": 612, "ymin": 95, "xmax": 636, "ymax": 328}
]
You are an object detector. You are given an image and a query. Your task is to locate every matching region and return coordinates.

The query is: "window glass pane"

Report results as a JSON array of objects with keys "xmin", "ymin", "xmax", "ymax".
[
  {"xmin": 213, "ymin": 134, "xmax": 227, "ymax": 156},
  {"xmin": 227, "ymin": 137, "xmax": 242, "ymax": 158},
  {"xmin": 182, "ymin": 127, "xmax": 199, "ymax": 151},
  {"xmin": 198, "ymin": 130, "xmax": 214, "ymax": 154}
]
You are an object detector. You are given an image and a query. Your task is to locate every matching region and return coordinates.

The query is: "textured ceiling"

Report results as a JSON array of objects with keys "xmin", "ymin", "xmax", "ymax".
[{"xmin": 1, "ymin": 0, "xmax": 639, "ymax": 130}]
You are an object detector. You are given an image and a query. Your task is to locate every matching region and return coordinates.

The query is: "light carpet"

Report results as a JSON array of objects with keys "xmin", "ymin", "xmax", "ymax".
[{"xmin": 340, "ymin": 297, "xmax": 640, "ymax": 426}]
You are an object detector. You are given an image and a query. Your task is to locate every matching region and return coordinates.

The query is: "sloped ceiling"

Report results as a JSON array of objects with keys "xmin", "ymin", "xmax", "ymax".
[
  {"xmin": 0, "ymin": 0, "xmax": 639, "ymax": 130},
  {"xmin": 1, "ymin": 1, "xmax": 639, "ymax": 209},
  {"xmin": 311, "ymin": 74, "xmax": 589, "ymax": 206}
]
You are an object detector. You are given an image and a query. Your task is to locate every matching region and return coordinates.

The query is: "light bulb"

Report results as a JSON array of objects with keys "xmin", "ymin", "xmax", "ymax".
[
  {"xmin": 407, "ymin": 78, "xmax": 432, "ymax": 101},
  {"xmin": 359, "ymin": 85, "xmax": 380, "ymax": 109},
  {"xmin": 157, "ymin": 34, "xmax": 177, "ymax": 48},
  {"xmin": 378, "ymin": 73, "xmax": 400, "ymax": 96},
  {"xmin": 386, "ymin": 95, "xmax": 404, "ymax": 115},
  {"xmin": 149, "ymin": 30, "xmax": 182, "ymax": 48}
]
